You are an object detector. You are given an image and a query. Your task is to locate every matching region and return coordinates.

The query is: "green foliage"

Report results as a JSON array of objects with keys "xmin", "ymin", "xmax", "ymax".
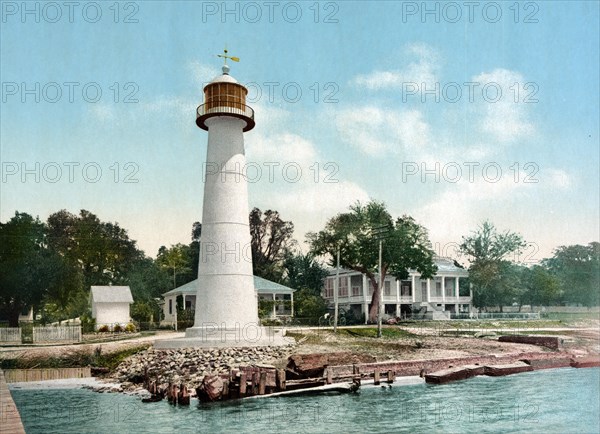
[
  {"xmin": 283, "ymin": 252, "xmax": 328, "ymax": 295},
  {"xmin": 250, "ymin": 208, "xmax": 295, "ymax": 282},
  {"xmin": 308, "ymin": 200, "xmax": 436, "ymax": 321},
  {"xmin": 113, "ymin": 324, "xmax": 123, "ymax": 333},
  {"xmin": 80, "ymin": 313, "xmax": 96, "ymax": 333},
  {"xmin": 176, "ymin": 308, "xmax": 194, "ymax": 330},
  {"xmin": 97, "ymin": 325, "xmax": 110, "ymax": 333},
  {"xmin": 460, "ymin": 221, "xmax": 526, "ymax": 263},
  {"xmin": 0, "ymin": 212, "xmax": 60, "ymax": 326},
  {"xmin": 125, "ymin": 323, "xmax": 137, "ymax": 332},
  {"xmin": 293, "ymin": 288, "xmax": 328, "ymax": 320},
  {"xmin": 46, "ymin": 209, "xmax": 143, "ymax": 289},
  {"xmin": 543, "ymin": 242, "xmax": 600, "ymax": 307},
  {"xmin": 130, "ymin": 300, "xmax": 156, "ymax": 323},
  {"xmin": 258, "ymin": 299, "xmax": 276, "ymax": 319},
  {"xmin": 519, "ymin": 265, "xmax": 561, "ymax": 308},
  {"xmin": 156, "ymin": 243, "xmax": 193, "ymax": 289},
  {"xmin": 460, "ymin": 222, "xmax": 526, "ymax": 310}
]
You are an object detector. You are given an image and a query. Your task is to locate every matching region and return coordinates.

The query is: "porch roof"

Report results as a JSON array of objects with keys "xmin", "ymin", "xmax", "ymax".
[{"xmin": 162, "ymin": 276, "xmax": 295, "ymax": 297}]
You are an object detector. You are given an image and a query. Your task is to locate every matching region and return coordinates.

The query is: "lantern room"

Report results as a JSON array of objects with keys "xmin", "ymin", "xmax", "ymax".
[{"xmin": 196, "ymin": 64, "xmax": 255, "ymax": 132}]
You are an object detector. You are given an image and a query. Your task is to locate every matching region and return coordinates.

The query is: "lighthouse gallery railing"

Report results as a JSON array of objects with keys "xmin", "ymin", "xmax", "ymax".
[{"xmin": 196, "ymin": 102, "xmax": 254, "ymax": 121}]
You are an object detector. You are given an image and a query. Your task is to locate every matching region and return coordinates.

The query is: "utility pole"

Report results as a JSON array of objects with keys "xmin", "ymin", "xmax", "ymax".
[
  {"xmin": 334, "ymin": 245, "xmax": 340, "ymax": 333},
  {"xmin": 377, "ymin": 238, "xmax": 383, "ymax": 338}
]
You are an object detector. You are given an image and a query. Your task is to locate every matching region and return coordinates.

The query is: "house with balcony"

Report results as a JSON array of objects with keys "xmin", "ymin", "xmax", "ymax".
[
  {"xmin": 322, "ymin": 257, "xmax": 472, "ymax": 322},
  {"xmin": 161, "ymin": 276, "xmax": 295, "ymax": 326}
]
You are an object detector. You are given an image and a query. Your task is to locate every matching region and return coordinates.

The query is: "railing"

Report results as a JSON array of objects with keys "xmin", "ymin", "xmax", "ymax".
[
  {"xmin": 197, "ymin": 102, "xmax": 254, "ymax": 120},
  {"xmin": 0, "ymin": 328, "xmax": 21, "ymax": 343},
  {"xmin": 32, "ymin": 326, "xmax": 82, "ymax": 343},
  {"xmin": 451, "ymin": 312, "xmax": 541, "ymax": 320}
]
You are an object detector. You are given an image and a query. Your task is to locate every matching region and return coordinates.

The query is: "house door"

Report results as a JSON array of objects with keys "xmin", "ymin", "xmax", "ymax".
[{"xmin": 421, "ymin": 281, "xmax": 427, "ymax": 302}]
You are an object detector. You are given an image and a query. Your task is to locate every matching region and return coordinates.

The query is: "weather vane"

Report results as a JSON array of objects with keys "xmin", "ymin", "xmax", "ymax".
[{"xmin": 217, "ymin": 48, "xmax": 239, "ymax": 65}]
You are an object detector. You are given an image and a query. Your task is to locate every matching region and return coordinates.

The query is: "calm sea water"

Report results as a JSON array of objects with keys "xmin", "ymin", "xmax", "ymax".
[{"xmin": 11, "ymin": 367, "xmax": 599, "ymax": 434}]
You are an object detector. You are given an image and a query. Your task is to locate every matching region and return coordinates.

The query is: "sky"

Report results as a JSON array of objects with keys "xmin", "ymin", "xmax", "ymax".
[{"xmin": 1, "ymin": 1, "xmax": 599, "ymax": 265}]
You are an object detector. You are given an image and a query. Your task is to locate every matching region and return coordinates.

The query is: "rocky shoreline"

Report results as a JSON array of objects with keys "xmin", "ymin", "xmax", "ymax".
[{"xmin": 91, "ymin": 345, "xmax": 296, "ymax": 397}]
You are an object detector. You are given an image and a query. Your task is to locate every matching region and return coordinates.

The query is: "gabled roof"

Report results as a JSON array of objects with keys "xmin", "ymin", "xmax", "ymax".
[
  {"xmin": 162, "ymin": 276, "xmax": 295, "ymax": 297},
  {"xmin": 90, "ymin": 286, "xmax": 133, "ymax": 303}
]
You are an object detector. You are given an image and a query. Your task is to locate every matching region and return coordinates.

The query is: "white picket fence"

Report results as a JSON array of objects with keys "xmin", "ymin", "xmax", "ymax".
[
  {"xmin": 32, "ymin": 326, "xmax": 82, "ymax": 343},
  {"xmin": 0, "ymin": 328, "xmax": 21, "ymax": 343}
]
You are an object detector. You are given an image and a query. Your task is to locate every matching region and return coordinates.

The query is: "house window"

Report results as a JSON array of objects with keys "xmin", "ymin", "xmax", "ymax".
[
  {"xmin": 351, "ymin": 276, "xmax": 362, "ymax": 296},
  {"xmin": 339, "ymin": 277, "xmax": 348, "ymax": 297},
  {"xmin": 401, "ymin": 284, "xmax": 411, "ymax": 297},
  {"xmin": 169, "ymin": 299, "xmax": 173, "ymax": 315},
  {"xmin": 384, "ymin": 281, "xmax": 391, "ymax": 296}
]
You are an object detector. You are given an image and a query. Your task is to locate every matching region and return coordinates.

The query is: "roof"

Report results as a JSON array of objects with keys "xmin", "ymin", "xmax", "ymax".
[
  {"xmin": 162, "ymin": 276, "xmax": 295, "ymax": 297},
  {"xmin": 326, "ymin": 257, "xmax": 468, "ymax": 277},
  {"xmin": 90, "ymin": 286, "xmax": 133, "ymax": 303}
]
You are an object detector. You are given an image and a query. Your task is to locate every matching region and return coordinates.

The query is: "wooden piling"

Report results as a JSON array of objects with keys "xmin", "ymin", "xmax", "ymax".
[
  {"xmin": 326, "ymin": 368, "xmax": 333, "ymax": 385},
  {"xmin": 239, "ymin": 373, "xmax": 247, "ymax": 397},
  {"xmin": 387, "ymin": 370, "xmax": 394, "ymax": 383},
  {"xmin": 276, "ymin": 369, "xmax": 286, "ymax": 391},
  {"xmin": 258, "ymin": 372, "xmax": 267, "ymax": 395},
  {"xmin": 251, "ymin": 372, "xmax": 259, "ymax": 395},
  {"xmin": 373, "ymin": 369, "xmax": 380, "ymax": 385},
  {"xmin": 222, "ymin": 379, "xmax": 230, "ymax": 399}
]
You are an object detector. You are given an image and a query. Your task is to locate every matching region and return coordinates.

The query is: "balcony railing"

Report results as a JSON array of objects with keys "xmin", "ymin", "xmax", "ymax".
[{"xmin": 196, "ymin": 101, "xmax": 255, "ymax": 131}]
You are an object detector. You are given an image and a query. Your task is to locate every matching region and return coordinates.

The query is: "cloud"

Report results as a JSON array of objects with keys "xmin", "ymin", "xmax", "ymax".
[
  {"xmin": 335, "ymin": 106, "xmax": 431, "ymax": 156},
  {"xmin": 472, "ymin": 69, "xmax": 536, "ymax": 143},
  {"xmin": 187, "ymin": 60, "xmax": 220, "ymax": 87},
  {"xmin": 544, "ymin": 168, "xmax": 573, "ymax": 189},
  {"xmin": 352, "ymin": 43, "xmax": 440, "ymax": 90}
]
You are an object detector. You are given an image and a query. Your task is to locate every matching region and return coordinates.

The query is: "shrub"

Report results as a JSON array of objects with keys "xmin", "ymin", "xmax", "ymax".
[
  {"xmin": 113, "ymin": 324, "xmax": 123, "ymax": 333},
  {"xmin": 124, "ymin": 323, "xmax": 136, "ymax": 333},
  {"xmin": 97, "ymin": 325, "xmax": 110, "ymax": 333}
]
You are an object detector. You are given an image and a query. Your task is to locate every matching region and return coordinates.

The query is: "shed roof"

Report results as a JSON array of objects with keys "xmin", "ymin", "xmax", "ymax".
[{"xmin": 90, "ymin": 286, "xmax": 133, "ymax": 303}]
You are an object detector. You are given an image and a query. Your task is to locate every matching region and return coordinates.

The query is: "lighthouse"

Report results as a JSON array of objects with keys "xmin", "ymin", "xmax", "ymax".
[{"xmin": 157, "ymin": 53, "xmax": 289, "ymax": 348}]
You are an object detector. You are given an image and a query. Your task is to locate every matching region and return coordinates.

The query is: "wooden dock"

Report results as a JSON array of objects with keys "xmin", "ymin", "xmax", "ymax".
[{"xmin": 0, "ymin": 369, "xmax": 26, "ymax": 434}]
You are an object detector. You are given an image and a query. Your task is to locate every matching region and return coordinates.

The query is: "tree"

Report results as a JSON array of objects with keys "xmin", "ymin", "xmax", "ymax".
[
  {"xmin": 156, "ymin": 244, "xmax": 192, "ymax": 289},
  {"xmin": 459, "ymin": 221, "xmax": 526, "ymax": 311},
  {"xmin": 544, "ymin": 243, "xmax": 600, "ymax": 307},
  {"xmin": 249, "ymin": 208, "xmax": 295, "ymax": 282},
  {"xmin": 283, "ymin": 252, "xmax": 329, "ymax": 296},
  {"xmin": 46, "ymin": 209, "xmax": 143, "ymax": 288},
  {"xmin": 308, "ymin": 200, "xmax": 437, "ymax": 322},
  {"xmin": 0, "ymin": 213, "xmax": 54, "ymax": 325},
  {"xmin": 519, "ymin": 265, "xmax": 561, "ymax": 310}
]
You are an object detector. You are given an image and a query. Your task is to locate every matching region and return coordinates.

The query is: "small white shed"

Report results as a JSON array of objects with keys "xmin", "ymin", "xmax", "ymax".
[{"xmin": 90, "ymin": 286, "xmax": 133, "ymax": 330}]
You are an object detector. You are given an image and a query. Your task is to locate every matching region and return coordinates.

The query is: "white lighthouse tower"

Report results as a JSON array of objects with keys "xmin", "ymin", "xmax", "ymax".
[{"xmin": 158, "ymin": 53, "xmax": 289, "ymax": 348}]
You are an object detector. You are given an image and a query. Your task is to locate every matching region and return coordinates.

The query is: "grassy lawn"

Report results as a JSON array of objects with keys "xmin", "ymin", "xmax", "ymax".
[{"xmin": 0, "ymin": 344, "xmax": 150, "ymax": 370}]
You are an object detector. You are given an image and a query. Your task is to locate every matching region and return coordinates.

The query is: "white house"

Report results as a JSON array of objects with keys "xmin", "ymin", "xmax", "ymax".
[
  {"xmin": 322, "ymin": 257, "xmax": 472, "ymax": 322},
  {"xmin": 161, "ymin": 276, "xmax": 295, "ymax": 326},
  {"xmin": 90, "ymin": 286, "xmax": 134, "ymax": 330}
]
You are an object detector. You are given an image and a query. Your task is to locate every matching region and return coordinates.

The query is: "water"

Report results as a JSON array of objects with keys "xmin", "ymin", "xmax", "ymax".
[{"xmin": 11, "ymin": 368, "xmax": 599, "ymax": 434}]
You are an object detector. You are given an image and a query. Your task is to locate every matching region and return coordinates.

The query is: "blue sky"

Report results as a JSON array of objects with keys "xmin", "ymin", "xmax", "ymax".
[{"xmin": 1, "ymin": 1, "xmax": 599, "ymax": 263}]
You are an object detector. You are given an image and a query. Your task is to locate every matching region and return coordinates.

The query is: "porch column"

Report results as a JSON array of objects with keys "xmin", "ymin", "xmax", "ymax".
[
  {"xmin": 272, "ymin": 293, "xmax": 276, "ymax": 319},
  {"xmin": 426, "ymin": 278, "xmax": 431, "ymax": 302},
  {"xmin": 362, "ymin": 274, "xmax": 369, "ymax": 324},
  {"xmin": 455, "ymin": 277, "xmax": 460, "ymax": 300},
  {"xmin": 411, "ymin": 275, "xmax": 416, "ymax": 303},
  {"xmin": 441, "ymin": 276, "xmax": 445, "ymax": 303},
  {"xmin": 347, "ymin": 275, "xmax": 352, "ymax": 298},
  {"xmin": 291, "ymin": 292, "xmax": 294, "ymax": 316},
  {"xmin": 396, "ymin": 280, "xmax": 400, "ymax": 317}
]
